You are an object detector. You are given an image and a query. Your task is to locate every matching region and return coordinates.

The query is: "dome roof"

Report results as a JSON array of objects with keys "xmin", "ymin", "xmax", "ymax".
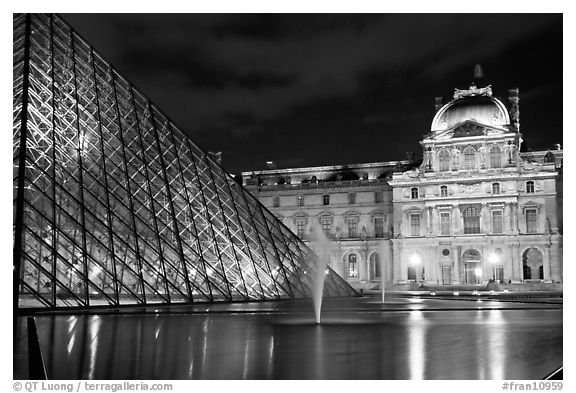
[{"xmin": 431, "ymin": 87, "xmax": 510, "ymax": 132}]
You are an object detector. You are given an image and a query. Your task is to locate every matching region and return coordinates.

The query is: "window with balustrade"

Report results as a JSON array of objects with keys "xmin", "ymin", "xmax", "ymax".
[
  {"xmin": 410, "ymin": 213, "xmax": 420, "ymax": 236},
  {"xmin": 491, "ymin": 210, "xmax": 503, "ymax": 234},
  {"xmin": 464, "ymin": 147, "xmax": 476, "ymax": 170},
  {"xmin": 463, "ymin": 206, "xmax": 481, "ymax": 234},
  {"xmin": 490, "ymin": 146, "xmax": 502, "ymax": 168},
  {"xmin": 439, "ymin": 149, "xmax": 450, "ymax": 171}
]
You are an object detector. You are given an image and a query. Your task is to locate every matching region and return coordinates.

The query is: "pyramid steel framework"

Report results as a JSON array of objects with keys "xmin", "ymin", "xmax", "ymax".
[{"xmin": 13, "ymin": 14, "xmax": 357, "ymax": 310}]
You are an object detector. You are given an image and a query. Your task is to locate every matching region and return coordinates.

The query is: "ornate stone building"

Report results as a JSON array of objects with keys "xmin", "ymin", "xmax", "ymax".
[
  {"xmin": 242, "ymin": 83, "xmax": 562, "ymax": 290},
  {"xmin": 241, "ymin": 161, "xmax": 413, "ymax": 291},
  {"xmin": 390, "ymin": 84, "xmax": 562, "ymax": 287}
]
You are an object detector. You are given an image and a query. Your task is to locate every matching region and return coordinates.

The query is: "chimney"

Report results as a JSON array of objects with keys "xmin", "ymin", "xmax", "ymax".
[
  {"xmin": 508, "ymin": 88, "xmax": 520, "ymax": 131},
  {"xmin": 208, "ymin": 151, "xmax": 222, "ymax": 164},
  {"xmin": 266, "ymin": 161, "xmax": 277, "ymax": 170},
  {"xmin": 474, "ymin": 64, "xmax": 484, "ymax": 80},
  {"xmin": 434, "ymin": 97, "xmax": 444, "ymax": 112}
]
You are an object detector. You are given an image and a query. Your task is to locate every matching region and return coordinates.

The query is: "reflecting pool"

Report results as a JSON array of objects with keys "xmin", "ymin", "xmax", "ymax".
[{"xmin": 27, "ymin": 295, "xmax": 562, "ymax": 379}]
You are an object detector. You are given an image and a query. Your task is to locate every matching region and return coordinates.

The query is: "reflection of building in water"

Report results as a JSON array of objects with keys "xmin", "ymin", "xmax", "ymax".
[{"xmin": 243, "ymin": 82, "xmax": 562, "ymax": 290}]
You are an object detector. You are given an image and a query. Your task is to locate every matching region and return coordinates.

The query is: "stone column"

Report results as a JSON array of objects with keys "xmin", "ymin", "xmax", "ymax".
[
  {"xmin": 480, "ymin": 202, "xmax": 488, "ymax": 234},
  {"xmin": 393, "ymin": 241, "xmax": 403, "ymax": 283},
  {"xmin": 431, "ymin": 244, "xmax": 439, "ymax": 284},
  {"xmin": 382, "ymin": 239, "xmax": 393, "ymax": 284},
  {"xmin": 481, "ymin": 244, "xmax": 488, "ymax": 282},
  {"xmin": 504, "ymin": 203, "xmax": 511, "ymax": 233},
  {"xmin": 453, "ymin": 205, "xmax": 460, "ymax": 235},
  {"xmin": 511, "ymin": 243, "xmax": 521, "ymax": 282},
  {"xmin": 453, "ymin": 245, "xmax": 461, "ymax": 284},
  {"xmin": 511, "ymin": 203, "xmax": 519, "ymax": 233},
  {"xmin": 543, "ymin": 243, "xmax": 552, "ymax": 282},
  {"xmin": 432, "ymin": 207, "xmax": 439, "ymax": 236}
]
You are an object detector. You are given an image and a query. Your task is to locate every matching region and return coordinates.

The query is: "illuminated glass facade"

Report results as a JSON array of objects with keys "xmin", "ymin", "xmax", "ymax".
[{"xmin": 13, "ymin": 14, "xmax": 357, "ymax": 310}]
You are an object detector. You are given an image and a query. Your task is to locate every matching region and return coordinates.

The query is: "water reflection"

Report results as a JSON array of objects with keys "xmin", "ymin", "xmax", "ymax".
[
  {"xmin": 31, "ymin": 297, "xmax": 562, "ymax": 380},
  {"xmin": 408, "ymin": 311, "xmax": 426, "ymax": 380}
]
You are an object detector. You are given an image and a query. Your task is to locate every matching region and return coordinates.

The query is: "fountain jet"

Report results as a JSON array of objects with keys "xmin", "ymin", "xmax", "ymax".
[{"xmin": 311, "ymin": 225, "xmax": 332, "ymax": 324}]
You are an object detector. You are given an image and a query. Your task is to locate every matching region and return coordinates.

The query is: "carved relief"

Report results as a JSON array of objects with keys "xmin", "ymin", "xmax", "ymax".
[
  {"xmin": 453, "ymin": 84, "xmax": 493, "ymax": 99},
  {"xmin": 403, "ymin": 168, "xmax": 421, "ymax": 179},
  {"xmin": 478, "ymin": 145, "xmax": 487, "ymax": 167},
  {"xmin": 451, "ymin": 147, "xmax": 461, "ymax": 169},
  {"xmin": 453, "ymin": 123, "xmax": 486, "ymax": 138},
  {"xmin": 459, "ymin": 183, "xmax": 481, "ymax": 194},
  {"xmin": 521, "ymin": 161, "xmax": 542, "ymax": 172}
]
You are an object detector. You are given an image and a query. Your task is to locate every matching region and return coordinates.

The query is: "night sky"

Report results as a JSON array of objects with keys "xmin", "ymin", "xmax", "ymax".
[{"xmin": 64, "ymin": 14, "xmax": 563, "ymax": 175}]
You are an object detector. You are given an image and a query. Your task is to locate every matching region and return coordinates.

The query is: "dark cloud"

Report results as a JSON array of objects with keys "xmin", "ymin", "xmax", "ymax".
[{"xmin": 64, "ymin": 13, "xmax": 563, "ymax": 174}]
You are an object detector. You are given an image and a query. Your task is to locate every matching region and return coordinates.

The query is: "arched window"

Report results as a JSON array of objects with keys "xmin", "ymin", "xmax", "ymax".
[
  {"xmin": 411, "ymin": 187, "xmax": 419, "ymax": 199},
  {"xmin": 369, "ymin": 253, "xmax": 381, "ymax": 279},
  {"xmin": 464, "ymin": 147, "xmax": 476, "ymax": 170},
  {"xmin": 439, "ymin": 150, "xmax": 450, "ymax": 171},
  {"xmin": 492, "ymin": 183, "xmax": 500, "ymax": 194},
  {"xmin": 490, "ymin": 146, "xmax": 502, "ymax": 168},
  {"xmin": 463, "ymin": 206, "xmax": 481, "ymax": 234},
  {"xmin": 348, "ymin": 254, "xmax": 358, "ymax": 278}
]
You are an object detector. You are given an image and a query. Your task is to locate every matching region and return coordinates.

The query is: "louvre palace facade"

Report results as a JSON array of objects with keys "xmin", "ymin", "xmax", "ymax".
[{"xmin": 242, "ymin": 83, "xmax": 563, "ymax": 291}]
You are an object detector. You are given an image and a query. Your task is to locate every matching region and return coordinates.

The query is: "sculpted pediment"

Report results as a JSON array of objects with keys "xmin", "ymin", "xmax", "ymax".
[
  {"xmin": 431, "ymin": 120, "xmax": 506, "ymax": 141},
  {"xmin": 452, "ymin": 122, "xmax": 486, "ymax": 137}
]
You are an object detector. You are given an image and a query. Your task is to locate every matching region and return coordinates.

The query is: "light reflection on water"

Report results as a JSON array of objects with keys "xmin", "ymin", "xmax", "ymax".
[
  {"xmin": 32, "ymin": 298, "xmax": 562, "ymax": 380},
  {"xmin": 408, "ymin": 311, "xmax": 426, "ymax": 380}
]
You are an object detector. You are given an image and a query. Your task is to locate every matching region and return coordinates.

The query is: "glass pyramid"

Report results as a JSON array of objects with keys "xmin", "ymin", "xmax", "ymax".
[{"xmin": 13, "ymin": 14, "xmax": 357, "ymax": 310}]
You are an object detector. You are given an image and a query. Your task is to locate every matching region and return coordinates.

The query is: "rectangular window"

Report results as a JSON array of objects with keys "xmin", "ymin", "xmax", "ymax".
[
  {"xmin": 374, "ymin": 216, "xmax": 384, "ymax": 238},
  {"xmin": 440, "ymin": 185, "xmax": 448, "ymax": 197},
  {"xmin": 320, "ymin": 217, "xmax": 331, "ymax": 234},
  {"xmin": 272, "ymin": 196, "xmax": 280, "ymax": 207},
  {"xmin": 323, "ymin": 194, "xmax": 330, "ymax": 205},
  {"xmin": 411, "ymin": 188, "xmax": 419, "ymax": 199},
  {"xmin": 348, "ymin": 218, "xmax": 358, "ymax": 238},
  {"xmin": 410, "ymin": 213, "xmax": 420, "ymax": 237},
  {"xmin": 526, "ymin": 209, "xmax": 537, "ymax": 233},
  {"xmin": 375, "ymin": 191, "xmax": 384, "ymax": 203},
  {"xmin": 296, "ymin": 220, "xmax": 307, "ymax": 238},
  {"xmin": 526, "ymin": 181, "xmax": 535, "ymax": 193},
  {"xmin": 492, "ymin": 183, "xmax": 500, "ymax": 194},
  {"xmin": 440, "ymin": 212, "xmax": 451, "ymax": 235},
  {"xmin": 297, "ymin": 195, "xmax": 304, "ymax": 206},
  {"xmin": 348, "ymin": 193, "xmax": 356, "ymax": 204},
  {"xmin": 492, "ymin": 210, "xmax": 503, "ymax": 234}
]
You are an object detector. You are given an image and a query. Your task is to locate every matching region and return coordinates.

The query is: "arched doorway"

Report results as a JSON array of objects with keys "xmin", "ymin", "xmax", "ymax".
[
  {"xmin": 462, "ymin": 249, "xmax": 482, "ymax": 284},
  {"xmin": 406, "ymin": 251, "xmax": 424, "ymax": 282},
  {"xmin": 369, "ymin": 252, "xmax": 381, "ymax": 281},
  {"xmin": 522, "ymin": 248, "xmax": 544, "ymax": 280}
]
